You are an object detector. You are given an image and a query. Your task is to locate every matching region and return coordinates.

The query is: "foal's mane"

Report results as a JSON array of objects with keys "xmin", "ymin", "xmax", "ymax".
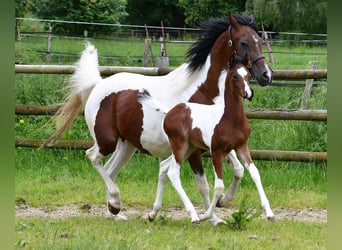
[{"xmin": 186, "ymin": 14, "xmax": 258, "ymax": 73}]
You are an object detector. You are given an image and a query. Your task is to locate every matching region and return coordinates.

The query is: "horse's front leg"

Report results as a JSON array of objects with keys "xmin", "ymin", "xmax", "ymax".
[
  {"xmin": 188, "ymin": 150, "xmax": 226, "ymax": 225},
  {"xmin": 148, "ymin": 156, "xmax": 172, "ymax": 221},
  {"xmin": 199, "ymin": 153, "xmax": 225, "ymax": 222},
  {"xmin": 217, "ymin": 150, "xmax": 244, "ymax": 207},
  {"xmin": 236, "ymin": 143, "xmax": 275, "ymax": 221},
  {"xmin": 168, "ymin": 155, "xmax": 200, "ymax": 224}
]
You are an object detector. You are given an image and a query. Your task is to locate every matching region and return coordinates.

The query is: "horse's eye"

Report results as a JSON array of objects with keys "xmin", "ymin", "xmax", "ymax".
[
  {"xmin": 240, "ymin": 41, "xmax": 249, "ymax": 48},
  {"xmin": 232, "ymin": 74, "xmax": 238, "ymax": 82}
]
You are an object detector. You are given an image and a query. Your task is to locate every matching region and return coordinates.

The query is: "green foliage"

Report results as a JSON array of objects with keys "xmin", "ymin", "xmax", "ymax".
[
  {"xmin": 227, "ymin": 196, "xmax": 262, "ymax": 230},
  {"xmin": 125, "ymin": 0, "xmax": 185, "ymax": 27},
  {"xmin": 245, "ymin": 0, "xmax": 327, "ymax": 33},
  {"xmin": 28, "ymin": 0, "xmax": 127, "ymax": 34},
  {"xmin": 178, "ymin": 0, "xmax": 245, "ymax": 26}
]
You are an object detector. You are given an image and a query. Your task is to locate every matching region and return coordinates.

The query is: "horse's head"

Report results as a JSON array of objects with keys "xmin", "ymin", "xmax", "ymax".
[
  {"xmin": 229, "ymin": 13, "xmax": 273, "ymax": 86},
  {"xmin": 229, "ymin": 63, "xmax": 253, "ymax": 101}
]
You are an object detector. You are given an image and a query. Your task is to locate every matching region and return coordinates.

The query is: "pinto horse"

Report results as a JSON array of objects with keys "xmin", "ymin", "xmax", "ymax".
[
  {"xmin": 139, "ymin": 63, "xmax": 273, "ymax": 223},
  {"xmin": 44, "ymin": 14, "xmax": 273, "ymax": 224}
]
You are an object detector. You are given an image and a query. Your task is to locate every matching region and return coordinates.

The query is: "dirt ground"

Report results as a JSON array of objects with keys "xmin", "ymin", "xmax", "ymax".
[{"xmin": 15, "ymin": 204, "xmax": 327, "ymax": 223}]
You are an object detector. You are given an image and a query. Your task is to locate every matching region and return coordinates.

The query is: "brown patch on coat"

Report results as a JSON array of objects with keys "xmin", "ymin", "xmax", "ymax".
[{"xmin": 94, "ymin": 90, "xmax": 149, "ymax": 156}]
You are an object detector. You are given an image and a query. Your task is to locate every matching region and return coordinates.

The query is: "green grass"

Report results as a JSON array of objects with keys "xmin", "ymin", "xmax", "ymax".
[
  {"xmin": 15, "ymin": 216, "xmax": 326, "ymax": 249},
  {"xmin": 15, "ymin": 149, "xmax": 326, "ymax": 210}
]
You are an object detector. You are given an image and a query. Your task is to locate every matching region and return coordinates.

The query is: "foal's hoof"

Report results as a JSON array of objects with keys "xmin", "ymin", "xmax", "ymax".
[
  {"xmin": 107, "ymin": 202, "xmax": 120, "ymax": 215},
  {"xmin": 192, "ymin": 220, "xmax": 200, "ymax": 226},
  {"xmin": 216, "ymin": 200, "xmax": 225, "ymax": 208},
  {"xmin": 216, "ymin": 194, "xmax": 227, "ymax": 207},
  {"xmin": 208, "ymin": 217, "xmax": 227, "ymax": 226}
]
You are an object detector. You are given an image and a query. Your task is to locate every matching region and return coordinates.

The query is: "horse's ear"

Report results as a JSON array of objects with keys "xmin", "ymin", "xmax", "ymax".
[
  {"xmin": 229, "ymin": 14, "xmax": 239, "ymax": 27},
  {"xmin": 249, "ymin": 12, "xmax": 255, "ymax": 22}
]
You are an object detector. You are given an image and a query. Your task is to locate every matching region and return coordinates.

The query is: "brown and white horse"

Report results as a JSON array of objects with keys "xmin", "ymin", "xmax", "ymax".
[
  {"xmin": 139, "ymin": 63, "xmax": 274, "ymax": 223},
  {"xmin": 45, "ymin": 14, "xmax": 273, "ymax": 224}
]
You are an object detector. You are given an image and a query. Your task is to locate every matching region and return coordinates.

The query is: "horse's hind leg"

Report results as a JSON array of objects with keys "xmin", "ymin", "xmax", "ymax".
[
  {"xmin": 86, "ymin": 144, "xmax": 122, "ymax": 216},
  {"xmin": 217, "ymin": 150, "xmax": 244, "ymax": 207},
  {"xmin": 105, "ymin": 139, "xmax": 137, "ymax": 180},
  {"xmin": 103, "ymin": 139, "xmax": 137, "ymax": 219},
  {"xmin": 236, "ymin": 143, "xmax": 275, "ymax": 221}
]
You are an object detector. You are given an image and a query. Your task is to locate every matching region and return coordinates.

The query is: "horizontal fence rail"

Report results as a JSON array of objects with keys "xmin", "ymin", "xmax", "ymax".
[
  {"xmin": 15, "ymin": 64, "xmax": 327, "ymax": 162},
  {"xmin": 15, "ymin": 104, "xmax": 327, "ymax": 121},
  {"xmin": 15, "ymin": 64, "xmax": 328, "ymax": 80},
  {"xmin": 15, "ymin": 138, "xmax": 327, "ymax": 162}
]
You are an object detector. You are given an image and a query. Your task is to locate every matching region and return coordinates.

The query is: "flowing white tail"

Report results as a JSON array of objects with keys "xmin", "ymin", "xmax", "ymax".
[{"xmin": 43, "ymin": 43, "xmax": 101, "ymax": 146}]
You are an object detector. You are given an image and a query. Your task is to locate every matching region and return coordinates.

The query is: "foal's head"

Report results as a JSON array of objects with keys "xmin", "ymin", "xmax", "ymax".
[{"xmin": 228, "ymin": 64, "xmax": 253, "ymax": 101}]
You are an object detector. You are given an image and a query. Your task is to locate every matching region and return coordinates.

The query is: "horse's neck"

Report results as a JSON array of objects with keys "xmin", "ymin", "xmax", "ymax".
[
  {"xmin": 189, "ymin": 36, "xmax": 232, "ymax": 104},
  {"xmin": 223, "ymin": 84, "xmax": 246, "ymax": 123}
]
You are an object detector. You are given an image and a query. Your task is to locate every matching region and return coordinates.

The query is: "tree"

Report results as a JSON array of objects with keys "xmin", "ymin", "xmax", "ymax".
[
  {"xmin": 245, "ymin": 0, "xmax": 327, "ymax": 33},
  {"xmin": 125, "ymin": 0, "xmax": 185, "ymax": 27},
  {"xmin": 29, "ymin": 0, "xmax": 128, "ymax": 34},
  {"xmin": 178, "ymin": 0, "xmax": 247, "ymax": 26}
]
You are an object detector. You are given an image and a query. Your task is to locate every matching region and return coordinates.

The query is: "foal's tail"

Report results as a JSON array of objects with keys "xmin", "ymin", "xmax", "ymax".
[{"xmin": 43, "ymin": 43, "xmax": 101, "ymax": 147}]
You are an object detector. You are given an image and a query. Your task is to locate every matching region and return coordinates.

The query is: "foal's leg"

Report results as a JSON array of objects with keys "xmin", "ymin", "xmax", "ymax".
[
  {"xmin": 236, "ymin": 144, "xmax": 275, "ymax": 221},
  {"xmin": 199, "ymin": 153, "xmax": 225, "ymax": 222},
  {"xmin": 167, "ymin": 155, "xmax": 200, "ymax": 224},
  {"xmin": 217, "ymin": 150, "xmax": 244, "ymax": 207},
  {"xmin": 86, "ymin": 144, "xmax": 122, "ymax": 216},
  {"xmin": 187, "ymin": 151, "xmax": 210, "ymax": 209},
  {"xmin": 188, "ymin": 151, "xmax": 226, "ymax": 225},
  {"xmin": 148, "ymin": 155, "xmax": 173, "ymax": 221}
]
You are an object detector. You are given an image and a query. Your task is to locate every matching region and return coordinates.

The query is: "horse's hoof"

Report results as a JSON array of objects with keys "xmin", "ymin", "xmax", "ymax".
[
  {"xmin": 192, "ymin": 220, "xmax": 200, "ymax": 226},
  {"xmin": 107, "ymin": 202, "xmax": 120, "ymax": 215},
  {"xmin": 216, "ymin": 200, "xmax": 225, "ymax": 208},
  {"xmin": 106, "ymin": 211, "xmax": 128, "ymax": 220},
  {"xmin": 216, "ymin": 194, "xmax": 227, "ymax": 207},
  {"xmin": 148, "ymin": 214, "xmax": 155, "ymax": 222},
  {"xmin": 267, "ymin": 216, "xmax": 276, "ymax": 222},
  {"xmin": 208, "ymin": 217, "xmax": 227, "ymax": 226}
]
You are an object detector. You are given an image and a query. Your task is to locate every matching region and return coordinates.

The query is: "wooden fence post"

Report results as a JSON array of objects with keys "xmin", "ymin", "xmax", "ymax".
[
  {"xmin": 262, "ymin": 25, "xmax": 274, "ymax": 65},
  {"xmin": 142, "ymin": 38, "xmax": 152, "ymax": 67},
  {"xmin": 301, "ymin": 61, "xmax": 317, "ymax": 109},
  {"xmin": 46, "ymin": 25, "xmax": 53, "ymax": 64}
]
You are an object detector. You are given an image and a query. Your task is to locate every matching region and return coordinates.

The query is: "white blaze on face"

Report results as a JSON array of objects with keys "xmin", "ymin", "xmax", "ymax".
[
  {"xmin": 252, "ymin": 34, "xmax": 260, "ymax": 50},
  {"xmin": 237, "ymin": 66, "xmax": 252, "ymax": 99},
  {"xmin": 252, "ymin": 34, "xmax": 272, "ymax": 84}
]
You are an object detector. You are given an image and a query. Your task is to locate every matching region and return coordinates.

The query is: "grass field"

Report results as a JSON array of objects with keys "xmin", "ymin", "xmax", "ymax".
[{"xmin": 15, "ymin": 34, "xmax": 327, "ymax": 249}]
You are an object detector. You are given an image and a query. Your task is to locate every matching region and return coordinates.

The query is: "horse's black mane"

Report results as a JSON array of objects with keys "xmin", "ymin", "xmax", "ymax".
[{"xmin": 186, "ymin": 14, "xmax": 258, "ymax": 73}]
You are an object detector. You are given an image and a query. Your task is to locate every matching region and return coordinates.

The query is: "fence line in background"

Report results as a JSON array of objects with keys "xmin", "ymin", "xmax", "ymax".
[
  {"xmin": 16, "ymin": 17, "xmax": 327, "ymax": 39},
  {"xmin": 15, "ymin": 104, "xmax": 327, "ymax": 121},
  {"xmin": 15, "ymin": 64, "xmax": 327, "ymax": 80},
  {"xmin": 15, "ymin": 138, "xmax": 327, "ymax": 162},
  {"xmin": 15, "ymin": 64, "xmax": 327, "ymax": 162}
]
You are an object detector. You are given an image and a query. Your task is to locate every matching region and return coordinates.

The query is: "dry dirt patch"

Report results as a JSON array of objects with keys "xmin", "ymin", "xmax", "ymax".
[{"xmin": 15, "ymin": 204, "xmax": 327, "ymax": 223}]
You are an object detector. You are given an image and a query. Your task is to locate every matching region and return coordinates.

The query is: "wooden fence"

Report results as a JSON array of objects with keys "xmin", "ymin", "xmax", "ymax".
[{"xmin": 15, "ymin": 65, "xmax": 327, "ymax": 162}]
